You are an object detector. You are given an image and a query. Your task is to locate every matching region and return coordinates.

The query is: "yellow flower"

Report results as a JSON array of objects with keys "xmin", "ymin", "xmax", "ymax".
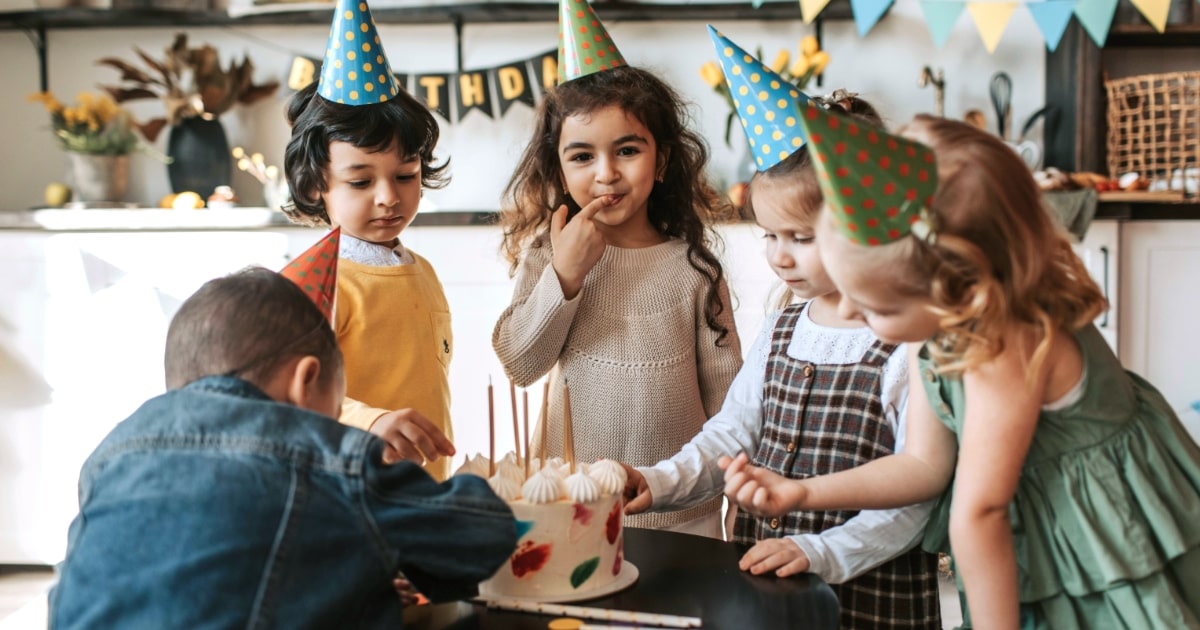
[
  {"xmin": 699, "ymin": 61, "xmax": 724, "ymax": 89},
  {"xmin": 790, "ymin": 56, "xmax": 811, "ymax": 78},
  {"xmin": 809, "ymin": 51, "xmax": 831, "ymax": 76},
  {"xmin": 771, "ymin": 49, "xmax": 790, "ymax": 74},
  {"xmin": 801, "ymin": 35, "xmax": 820, "ymax": 57}
]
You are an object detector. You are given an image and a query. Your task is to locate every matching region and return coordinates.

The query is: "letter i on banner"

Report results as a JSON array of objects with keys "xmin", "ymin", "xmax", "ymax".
[
  {"xmin": 492, "ymin": 61, "xmax": 536, "ymax": 116},
  {"xmin": 455, "ymin": 71, "xmax": 496, "ymax": 121},
  {"xmin": 415, "ymin": 73, "xmax": 452, "ymax": 122}
]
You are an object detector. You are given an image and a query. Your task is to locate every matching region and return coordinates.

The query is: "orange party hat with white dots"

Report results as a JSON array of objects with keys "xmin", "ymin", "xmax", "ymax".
[
  {"xmin": 557, "ymin": 0, "xmax": 627, "ymax": 83},
  {"xmin": 280, "ymin": 228, "xmax": 339, "ymax": 321},
  {"xmin": 318, "ymin": 0, "xmax": 400, "ymax": 105},
  {"xmin": 799, "ymin": 102, "xmax": 939, "ymax": 246}
]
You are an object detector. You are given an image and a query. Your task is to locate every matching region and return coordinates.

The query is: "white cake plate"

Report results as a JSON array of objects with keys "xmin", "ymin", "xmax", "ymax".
[{"xmin": 479, "ymin": 560, "xmax": 639, "ymax": 604}]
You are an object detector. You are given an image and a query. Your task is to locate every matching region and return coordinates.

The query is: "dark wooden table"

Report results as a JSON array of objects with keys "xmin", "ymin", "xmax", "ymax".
[{"xmin": 404, "ymin": 527, "xmax": 840, "ymax": 629}]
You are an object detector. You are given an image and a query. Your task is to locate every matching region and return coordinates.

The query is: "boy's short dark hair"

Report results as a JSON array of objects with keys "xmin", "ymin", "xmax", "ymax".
[
  {"xmin": 165, "ymin": 267, "xmax": 342, "ymax": 390},
  {"xmin": 282, "ymin": 82, "xmax": 449, "ymax": 226}
]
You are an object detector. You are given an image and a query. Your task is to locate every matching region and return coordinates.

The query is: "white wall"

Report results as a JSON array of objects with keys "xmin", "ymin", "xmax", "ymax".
[{"xmin": 0, "ymin": 0, "xmax": 1047, "ymax": 210}]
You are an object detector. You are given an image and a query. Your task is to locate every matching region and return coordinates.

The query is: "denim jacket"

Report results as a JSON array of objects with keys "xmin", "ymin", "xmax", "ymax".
[{"xmin": 49, "ymin": 376, "xmax": 516, "ymax": 629}]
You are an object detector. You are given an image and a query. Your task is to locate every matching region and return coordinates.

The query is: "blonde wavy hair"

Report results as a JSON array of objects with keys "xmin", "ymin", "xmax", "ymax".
[{"xmin": 869, "ymin": 115, "xmax": 1106, "ymax": 376}]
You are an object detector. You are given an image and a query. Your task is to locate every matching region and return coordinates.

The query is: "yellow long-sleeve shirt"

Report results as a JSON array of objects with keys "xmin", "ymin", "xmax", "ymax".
[{"xmin": 336, "ymin": 252, "xmax": 453, "ymax": 481}]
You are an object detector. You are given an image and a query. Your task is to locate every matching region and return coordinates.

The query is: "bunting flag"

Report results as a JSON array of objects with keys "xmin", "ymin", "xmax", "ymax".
[
  {"xmin": 967, "ymin": 2, "xmax": 1018, "ymax": 53},
  {"xmin": 850, "ymin": 0, "xmax": 896, "ymax": 36},
  {"xmin": 1129, "ymin": 0, "xmax": 1170, "ymax": 31},
  {"xmin": 455, "ymin": 71, "xmax": 495, "ymax": 121},
  {"xmin": 494, "ymin": 62, "xmax": 536, "ymax": 116},
  {"xmin": 919, "ymin": 0, "xmax": 966, "ymax": 48},
  {"xmin": 800, "ymin": 0, "xmax": 835, "ymax": 23},
  {"xmin": 1027, "ymin": 0, "xmax": 1077, "ymax": 52},
  {"xmin": 413, "ymin": 73, "xmax": 452, "ymax": 122},
  {"xmin": 1074, "ymin": 0, "xmax": 1120, "ymax": 46}
]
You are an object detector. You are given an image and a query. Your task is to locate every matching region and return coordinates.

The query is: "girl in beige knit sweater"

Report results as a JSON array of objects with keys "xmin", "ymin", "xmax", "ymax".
[{"xmin": 493, "ymin": 64, "xmax": 743, "ymax": 537}]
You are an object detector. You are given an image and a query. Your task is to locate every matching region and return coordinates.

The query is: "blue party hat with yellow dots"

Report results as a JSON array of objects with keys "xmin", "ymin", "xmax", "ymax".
[
  {"xmin": 708, "ymin": 26, "xmax": 811, "ymax": 172},
  {"xmin": 317, "ymin": 0, "xmax": 400, "ymax": 105}
]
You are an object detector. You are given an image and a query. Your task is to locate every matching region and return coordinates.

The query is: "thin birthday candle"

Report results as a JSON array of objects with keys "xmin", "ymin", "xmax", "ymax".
[
  {"xmin": 539, "ymin": 379, "xmax": 550, "ymax": 466},
  {"xmin": 522, "ymin": 388, "xmax": 530, "ymax": 476},
  {"xmin": 488, "ymin": 376, "xmax": 495, "ymax": 478},
  {"xmin": 509, "ymin": 379, "xmax": 521, "ymax": 462},
  {"xmin": 563, "ymin": 378, "xmax": 575, "ymax": 474}
]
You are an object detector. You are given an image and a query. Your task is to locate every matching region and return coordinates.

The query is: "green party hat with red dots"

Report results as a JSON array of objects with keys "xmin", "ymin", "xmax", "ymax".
[
  {"xmin": 799, "ymin": 102, "xmax": 939, "ymax": 246},
  {"xmin": 317, "ymin": 0, "xmax": 400, "ymax": 105},
  {"xmin": 557, "ymin": 0, "xmax": 626, "ymax": 83},
  {"xmin": 708, "ymin": 26, "xmax": 812, "ymax": 172},
  {"xmin": 280, "ymin": 227, "xmax": 340, "ymax": 321}
]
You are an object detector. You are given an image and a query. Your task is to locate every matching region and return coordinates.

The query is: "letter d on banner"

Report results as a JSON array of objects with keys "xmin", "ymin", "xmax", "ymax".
[{"xmin": 493, "ymin": 63, "xmax": 535, "ymax": 116}]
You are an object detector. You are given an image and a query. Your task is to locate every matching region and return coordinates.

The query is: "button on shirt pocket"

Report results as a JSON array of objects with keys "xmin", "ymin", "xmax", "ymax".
[{"xmin": 431, "ymin": 311, "xmax": 453, "ymax": 369}]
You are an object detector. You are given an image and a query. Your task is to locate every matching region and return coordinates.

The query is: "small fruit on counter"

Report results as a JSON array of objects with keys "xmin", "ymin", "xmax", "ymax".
[
  {"xmin": 44, "ymin": 182, "xmax": 72, "ymax": 208},
  {"xmin": 172, "ymin": 191, "xmax": 205, "ymax": 210},
  {"xmin": 158, "ymin": 193, "xmax": 178, "ymax": 209}
]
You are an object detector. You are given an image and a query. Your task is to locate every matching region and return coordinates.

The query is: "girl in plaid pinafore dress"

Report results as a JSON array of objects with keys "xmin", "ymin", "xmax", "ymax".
[
  {"xmin": 731, "ymin": 303, "xmax": 941, "ymax": 629},
  {"xmin": 625, "ymin": 94, "xmax": 941, "ymax": 629}
]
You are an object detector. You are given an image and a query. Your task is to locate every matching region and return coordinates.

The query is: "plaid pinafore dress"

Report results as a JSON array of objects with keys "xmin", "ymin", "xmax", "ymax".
[{"xmin": 732, "ymin": 304, "xmax": 941, "ymax": 629}]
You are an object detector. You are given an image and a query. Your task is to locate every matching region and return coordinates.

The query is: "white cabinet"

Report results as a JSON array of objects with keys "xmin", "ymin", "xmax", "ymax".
[
  {"xmin": 1073, "ymin": 219, "xmax": 1120, "ymax": 354},
  {"xmin": 1119, "ymin": 221, "xmax": 1200, "ymax": 412},
  {"xmin": 0, "ymin": 227, "xmax": 320, "ymax": 564}
]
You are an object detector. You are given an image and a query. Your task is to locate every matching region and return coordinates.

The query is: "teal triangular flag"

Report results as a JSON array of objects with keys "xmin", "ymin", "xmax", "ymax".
[
  {"xmin": 1027, "ymin": 0, "xmax": 1077, "ymax": 52},
  {"xmin": 919, "ymin": 0, "xmax": 966, "ymax": 49},
  {"xmin": 851, "ymin": 0, "xmax": 895, "ymax": 36},
  {"xmin": 1074, "ymin": 0, "xmax": 1118, "ymax": 47}
]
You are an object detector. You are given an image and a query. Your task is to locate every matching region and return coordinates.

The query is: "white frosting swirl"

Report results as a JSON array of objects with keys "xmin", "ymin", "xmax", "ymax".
[
  {"xmin": 587, "ymin": 459, "xmax": 627, "ymax": 496},
  {"xmin": 521, "ymin": 471, "xmax": 563, "ymax": 504},
  {"xmin": 545, "ymin": 456, "xmax": 566, "ymax": 470},
  {"xmin": 453, "ymin": 454, "xmax": 489, "ymax": 478},
  {"xmin": 488, "ymin": 473, "xmax": 522, "ymax": 501},
  {"xmin": 538, "ymin": 463, "xmax": 565, "ymax": 481},
  {"xmin": 564, "ymin": 471, "xmax": 602, "ymax": 503},
  {"xmin": 496, "ymin": 460, "xmax": 526, "ymax": 485}
]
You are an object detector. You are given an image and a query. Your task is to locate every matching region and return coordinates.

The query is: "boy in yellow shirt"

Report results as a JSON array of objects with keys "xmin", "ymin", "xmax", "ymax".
[{"xmin": 282, "ymin": 0, "xmax": 455, "ymax": 479}]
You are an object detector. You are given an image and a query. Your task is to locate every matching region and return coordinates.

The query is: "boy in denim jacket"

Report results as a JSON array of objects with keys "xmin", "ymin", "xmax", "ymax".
[{"xmin": 50, "ymin": 267, "xmax": 516, "ymax": 629}]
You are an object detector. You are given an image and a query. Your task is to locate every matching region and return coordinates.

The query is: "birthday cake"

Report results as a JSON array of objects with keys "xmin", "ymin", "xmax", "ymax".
[{"xmin": 457, "ymin": 453, "xmax": 629, "ymax": 601}]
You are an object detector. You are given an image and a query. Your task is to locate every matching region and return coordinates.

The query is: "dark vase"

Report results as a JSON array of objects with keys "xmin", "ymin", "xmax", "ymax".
[{"xmin": 167, "ymin": 117, "xmax": 231, "ymax": 197}]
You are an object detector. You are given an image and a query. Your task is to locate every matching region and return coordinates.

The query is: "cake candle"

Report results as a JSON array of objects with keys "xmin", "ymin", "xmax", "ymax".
[
  {"xmin": 563, "ymin": 378, "xmax": 575, "ymax": 474},
  {"xmin": 522, "ymin": 388, "xmax": 530, "ymax": 476},
  {"xmin": 539, "ymin": 379, "xmax": 550, "ymax": 465},
  {"xmin": 488, "ymin": 376, "xmax": 495, "ymax": 477},
  {"xmin": 509, "ymin": 379, "xmax": 521, "ymax": 462}
]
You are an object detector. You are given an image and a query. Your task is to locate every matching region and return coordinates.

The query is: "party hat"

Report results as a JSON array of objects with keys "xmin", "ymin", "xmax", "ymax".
[
  {"xmin": 798, "ymin": 103, "xmax": 939, "ymax": 246},
  {"xmin": 557, "ymin": 0, "xmax": 626, "ymax": 83},
  {"xmin": 317, "ymin": 0, "xmax": 400, "ymax": 105},
  {"xmin": 280, "ymin": 228, "xmax": 340, "ymax": 321},
  {"xmin": 708, "ymin": 26, "xmax": 812, "ymax": 172}
]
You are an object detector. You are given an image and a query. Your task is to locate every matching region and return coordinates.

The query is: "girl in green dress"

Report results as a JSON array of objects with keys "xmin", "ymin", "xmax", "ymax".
[{"xmin": 720, "ymin": 110, "xmax": 1200, "ymax": 629}]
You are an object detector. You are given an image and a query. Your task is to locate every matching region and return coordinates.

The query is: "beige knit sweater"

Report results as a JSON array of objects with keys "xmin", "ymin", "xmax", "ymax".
[{"xmin": 493, "ymin": 238, "xmax": 743, "ymax": 529}]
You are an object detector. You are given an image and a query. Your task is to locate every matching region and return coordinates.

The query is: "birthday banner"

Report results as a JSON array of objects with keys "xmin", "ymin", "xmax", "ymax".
[
  {"xmin": 288, "ymin": 49, "xmax": 555, "ymax": 124},
  {"xmin": 838, "ymin": 0, "xmax": 1173, "ymax": 53}
]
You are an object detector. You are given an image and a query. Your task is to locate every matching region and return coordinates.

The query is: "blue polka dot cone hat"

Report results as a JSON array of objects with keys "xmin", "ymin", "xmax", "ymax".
[
  {"xmin": 558, "ymin": 0, "xmax": 627, "ymax": 84},
  {"xmin": 280, "ymin": 227, "xmax": 339, "ymax": 321},
  {"xmin": 797, "ymin": 101, "xmax": 939, "ymax": 246},
  {"xmin": 708, "ymin": 25, "xmax": 812, "ymax": 173},
  {"xmin": 318, "ymin": 0, "xmax": 400, "ymax": 105}
]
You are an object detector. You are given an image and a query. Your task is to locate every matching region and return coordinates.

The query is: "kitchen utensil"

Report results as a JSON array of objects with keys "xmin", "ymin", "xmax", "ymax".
[
  {"xmin": 989, "ymin": 72, "xmax": 1012, "ymax": 140},
  {"xmin": 1017, "ymin": 105, "xmax": 1053, "ymax": 142}
]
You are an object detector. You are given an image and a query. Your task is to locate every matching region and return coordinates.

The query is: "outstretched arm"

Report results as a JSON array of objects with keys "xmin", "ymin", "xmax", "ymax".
[{"xmin": 722, "ymin": 345, "xmax": 958, "ymax": 515}]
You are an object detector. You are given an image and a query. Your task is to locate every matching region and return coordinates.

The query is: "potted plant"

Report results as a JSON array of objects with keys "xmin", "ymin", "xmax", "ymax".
[{"xmin": 97, "ymin": 33, "xmax": 280, "ymax": 198}]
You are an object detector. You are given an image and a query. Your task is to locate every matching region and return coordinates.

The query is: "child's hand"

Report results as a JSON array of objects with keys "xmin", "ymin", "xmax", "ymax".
[
  {"xmin": 620, "ymin": 463, "xmax": 652, "ymax": 514},
  {"xmin": 392, "ymin": 573, "xmax": 425, "ymax": 607},
  {"xmin": 719, "ymin": 452, "xmax": 807, "ymax": 517},
  {"xmin": 550, "ymin": 196, "xmax": 613, "ymax": 300},
  {"xmin": 369, "ymin": 409, "xmax": 456, "ymax": 465},
  {"xmin": 739, "ymin": 538, "xmax": 811, "ymax": 577}
]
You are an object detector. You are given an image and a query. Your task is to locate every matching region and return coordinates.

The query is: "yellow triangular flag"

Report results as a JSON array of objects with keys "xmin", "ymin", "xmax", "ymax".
[
  {"xmin": 1129, "ymin": 0, "xmax": 1169, "ymax": 31},
  {"xmin": 967, "ymin": 2, "xmax": 1018, "ymax": 53},
  {"xmin": 800, "ymin": 0, "xmax": 835, "ymax": 23}
]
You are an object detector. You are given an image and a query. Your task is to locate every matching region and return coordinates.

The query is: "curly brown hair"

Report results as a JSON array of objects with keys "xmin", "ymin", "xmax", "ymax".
[
  {"xmin": 498, "ymin": 65, "xmax": 735, "ymax": 344},
  {"xmin": 282, "ymin": 82, "xmax": 449, "ymax": 227},
  {"xmin": 865, "ymin": 115, "xmax": 1106, "ymax": 376}
]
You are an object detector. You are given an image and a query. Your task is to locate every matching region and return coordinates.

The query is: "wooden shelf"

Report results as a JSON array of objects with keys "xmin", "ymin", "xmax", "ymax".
[
  {"xmin": 0, "ymin": 0, "xmax": 851, "ymax": 30},
  {"xmin": 1108, "ymin": 23, "xmax": 1200, "ymax": 46}
]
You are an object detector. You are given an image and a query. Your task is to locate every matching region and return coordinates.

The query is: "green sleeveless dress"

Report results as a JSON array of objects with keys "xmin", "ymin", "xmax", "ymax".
[{"xmin": 917, "ymin": 324, "xmax": 1200, "ymax": 628}]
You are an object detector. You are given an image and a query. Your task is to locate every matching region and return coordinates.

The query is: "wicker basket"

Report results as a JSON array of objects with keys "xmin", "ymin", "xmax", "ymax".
[{"xmin": 1105, "ymin": 71, "xmax": 1200, "ymax": 194}]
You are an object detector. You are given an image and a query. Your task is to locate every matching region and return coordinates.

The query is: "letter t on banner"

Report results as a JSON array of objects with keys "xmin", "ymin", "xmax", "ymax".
[{"xmin": 416, "ymin": 74, "xmax": 452, "ymax": 122}]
